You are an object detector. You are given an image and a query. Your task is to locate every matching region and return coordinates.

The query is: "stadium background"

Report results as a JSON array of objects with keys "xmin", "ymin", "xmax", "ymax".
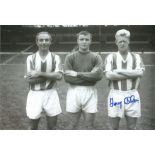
[{"xmin": 0, "ymin": 25, "xmax": 155, "ymax": 129}]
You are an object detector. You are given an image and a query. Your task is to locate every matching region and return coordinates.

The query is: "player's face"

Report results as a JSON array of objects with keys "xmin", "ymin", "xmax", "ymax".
[
  {"xmin": 36, "ymin": 33, "xmax": 51, "ymax": 51},
  {"xmin": 116, "ymin": 36, "xmax": 130, "ymax": 53},
  {"xmin": 77, "ymin": 34, "xmax": 91, "ymax": 51}
]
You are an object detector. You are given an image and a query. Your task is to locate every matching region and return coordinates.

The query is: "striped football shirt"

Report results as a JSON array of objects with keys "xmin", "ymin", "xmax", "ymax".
[
  {"xmin": 26, "ymin": 51, "xmax": 62, "ymax": 91},
  {"xmin": 105, "ymin": 51, "xmax": 145, "ymax": 91}
]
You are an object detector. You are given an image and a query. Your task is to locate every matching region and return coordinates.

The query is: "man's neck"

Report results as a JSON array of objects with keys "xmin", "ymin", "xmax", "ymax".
[
  {"xmin": 79, "ymin": 48, "xmax": 90, "ymax": 54},
  {"xmin": 119, "ymin": 50, "xmax": 129, "ymax": 60},
  {"xmin": 38, "ymin": 50, "xmax": 49, "ymax": 58}
]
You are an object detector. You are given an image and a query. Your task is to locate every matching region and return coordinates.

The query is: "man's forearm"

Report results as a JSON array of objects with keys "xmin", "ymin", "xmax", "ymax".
[
  {"xmin": 64, "ymin": 75, "xmax": 87, "ymax": 85},
  {"xmin": 77, "ymin": 68, "xmax": 103, "ymax": 82},
  {"xmin": 116, "ymin": 69, "xmax": 144, "ymax": 78},
  {"xmin": 105, "ymin": 71, "xmax": 130, "ymax": 80},
  {"xmin": 39, "ymin": 72, "xmax": 63, "ymax": 80},
  {"xmin": 25, "ymin": 77, "xmax": 46, "ymax": 84}
]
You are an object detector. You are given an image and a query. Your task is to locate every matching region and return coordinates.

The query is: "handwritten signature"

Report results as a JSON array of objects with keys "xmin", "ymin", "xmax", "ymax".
[
  {"xmin": 110, "ymin": 98, "xmax": 122, "ymax": 109},
  {"xmin": 110, "ymin": 95, "xmax": 139, "ymax": 109}
]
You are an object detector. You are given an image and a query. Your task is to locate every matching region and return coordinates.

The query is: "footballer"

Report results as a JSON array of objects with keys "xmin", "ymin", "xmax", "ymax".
[
  {"xmin": 25, "ymin": 32, "xmax": 63, "ymax": 130},
  {"xmin": 105, "ymin": 29, "xmax": 145, "ymax": 130},
  {"xmin": 64, "ymin": 31, "xmax": 103, "ymax": 129}
]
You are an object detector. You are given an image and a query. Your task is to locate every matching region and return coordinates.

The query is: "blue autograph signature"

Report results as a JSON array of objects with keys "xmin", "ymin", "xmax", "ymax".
[
  {"xmin": 110, "ymin": 95, "xmax": 139, "ymax": 109},
  {"xmin": 109, "ymin": 98, "xmax": 122, "ymax": 109},
  {"xmin": 124, "ymin": 95, "xmax": 139, "ymax": 104}
]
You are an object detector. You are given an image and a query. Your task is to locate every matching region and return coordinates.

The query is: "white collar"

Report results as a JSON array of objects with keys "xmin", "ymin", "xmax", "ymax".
[
  {"xmin": 117, "ymin": 51, "xmax": 131, "ymax": 63},
  {"xmin": 37, "ymin": 51, "xmax": 50, "ymax": 62}
]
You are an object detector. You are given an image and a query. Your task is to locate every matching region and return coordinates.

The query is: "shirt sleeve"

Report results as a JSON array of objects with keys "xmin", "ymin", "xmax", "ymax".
[
  {"xmin": 26, "ymin": 55, "xmax": 32, "ymax": 73},
  {"xmin": 64, "ymin": 54, "xmax": 73, "ymax": 70},
  {"xmin": 104, "ymin": 54, "xmax": 113, "ymax": 72},
  {"xmin": 135, "ymin": 54, "xmax": 145, "ymax": 71},
  {"xmin": 54, "ymin": 55, "xmax": 63, "ymax": 73},
  {"xmin": 94, "ymin": 54, "xmax": 103, "ymax": 68}
]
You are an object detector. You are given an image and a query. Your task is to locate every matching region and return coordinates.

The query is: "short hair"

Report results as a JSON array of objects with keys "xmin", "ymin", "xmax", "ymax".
[
  {"xmin": 77, "ymin": 31, "xmax": 92, "ymax": 40},
  {"xmin": 36, "ymin": 31, "xmax": 52, "ymax": 41},
  {"xmin": 115, "ymin": 29, "xmax": 130, "ymax": 40}
]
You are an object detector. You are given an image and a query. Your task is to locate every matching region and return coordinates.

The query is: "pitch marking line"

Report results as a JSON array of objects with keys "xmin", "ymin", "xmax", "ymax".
[{"xmin": 2, "ymin": 44, "xmax": 34, "ymax": 64}]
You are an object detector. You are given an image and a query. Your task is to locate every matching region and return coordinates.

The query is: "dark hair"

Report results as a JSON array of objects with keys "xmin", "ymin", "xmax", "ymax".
[
  {"xmin": 36, "ymin": 31, "xmax": 52, "ymax": 41},
  {"xmin": 77, "ymin": 31, "xmax": 92, "ymax": 40}
]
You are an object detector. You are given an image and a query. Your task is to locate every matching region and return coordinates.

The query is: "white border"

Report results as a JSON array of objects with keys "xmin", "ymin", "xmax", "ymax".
[
  {"xmin": 0, "ymin": 131, "xmax": 155, "ymax": 155},
  {"xmin": 0, "ymin": 0, "xmax": 155, "ymax": 24},
  {"xmin": 0, "ymin": 0, "xmax": 155, "ymax": 155}
]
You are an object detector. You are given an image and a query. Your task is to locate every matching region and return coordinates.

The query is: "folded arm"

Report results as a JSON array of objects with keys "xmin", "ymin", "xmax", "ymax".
[
  {"xmin": 26, "ymin": 70, "xmax": 62, "ymax": 80},
  {"xmin": 76, "ymin": 67, "xmax": 103, "ymax": 82},
  {"xmin": 64, "ymin": 66, "xmax": 103, "ymax": 83},
  {"xmin": 24, "ymin": 75, "xmax": 46, "ymax": 85},
  {"xmin": 115, "ymin": 69, "xmax": 144, "ymax": 78},
  {"xmin": 105, "ymin": 70, "xmax": 130, "ymax": 81},
  {"xmin": 105, "ymin": 68, "xmax": 144, "ymax": 81},
  {"xmin": 64, "ymin": 74, "xmax": 91, "ymax": 85},
  {"xmin": 25, "ymin": 54, "xmax": 63, "ymax": 85}
]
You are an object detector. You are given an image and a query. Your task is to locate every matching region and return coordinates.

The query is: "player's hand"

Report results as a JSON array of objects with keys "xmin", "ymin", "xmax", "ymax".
[
  {"xmin": 26, "ymin": 71, "xmax": 41, "ymax": 78},
  {"xmin": 24, "ymin": 74, "xmax": 32, "ymax": 79},
  {"xmin": 91, "ymin": 67, "xmax": 97, "ymax": 72},
  {"xmin": 64, "ymin": 70, "xmax": 77, "ymax": 77},
  {"xmin": 91, "ymin": 67, "xmax": 99, "ymax": 72}
]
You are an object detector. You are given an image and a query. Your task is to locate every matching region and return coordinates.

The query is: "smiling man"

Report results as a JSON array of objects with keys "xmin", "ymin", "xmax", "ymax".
[
  {"xmin": 105, "ymin": 29, "xmax": 145, "ymax": 130},
  {"xmin": 25, "ymin": 32, "xmax": 63, "ymax": 130},
  {"xmin": 64, "ymin": 31, "xmax": 103, "ymax": 129}
]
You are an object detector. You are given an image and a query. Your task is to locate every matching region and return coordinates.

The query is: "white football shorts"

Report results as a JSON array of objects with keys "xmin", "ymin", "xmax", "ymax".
[
  {"xmin": 66, "ymin": 85, "xmax": 98, "ymax": 113},
  {"xmin": 108, "ymin": 89, "xmax": 141, "ymax": 118},
  {"xmin": 26, "ymin": 89, "xmax": 62, "ymax": 119}
]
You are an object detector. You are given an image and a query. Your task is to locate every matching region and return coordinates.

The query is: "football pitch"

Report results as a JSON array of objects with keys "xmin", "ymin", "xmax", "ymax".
[{"xmin": 0, "ymin": 53, "xmax": 155, "ymax": 130}]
